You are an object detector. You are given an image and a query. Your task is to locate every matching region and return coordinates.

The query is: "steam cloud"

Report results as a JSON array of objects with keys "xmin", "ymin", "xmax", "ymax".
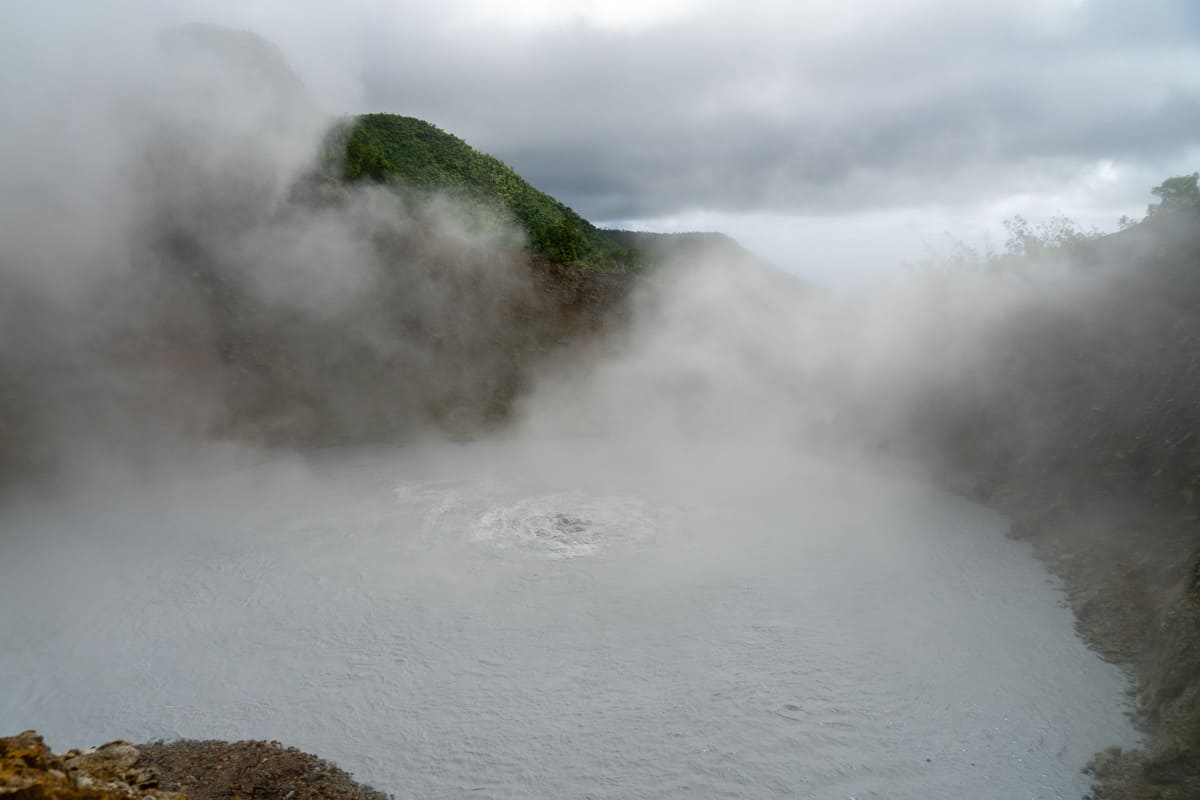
[
  {"xmin": 0, "ymin": 15, "xmax": 1186, "ymax": 519},
  {"xmin": 3, "ymin": 16, "xmax": 1196, "ymax": 798},
  {"xmin": 0, "ymin": 23, "xmax": 549, "ymax": 491}
]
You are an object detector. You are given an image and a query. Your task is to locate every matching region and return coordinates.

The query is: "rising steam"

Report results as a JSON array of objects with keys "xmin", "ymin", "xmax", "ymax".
[{"xmin": 0, "ymin": 18, "xmax": 1188, "ymax": 524}]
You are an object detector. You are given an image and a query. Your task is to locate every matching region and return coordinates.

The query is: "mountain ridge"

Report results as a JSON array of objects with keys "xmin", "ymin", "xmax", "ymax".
[
  {"xmin": 329, "ymin": 113, "xmax": 778, "ymax": 274},
  {"xmin": 330, "ymin": 113, "xmax": 634, "ymax": 270}
]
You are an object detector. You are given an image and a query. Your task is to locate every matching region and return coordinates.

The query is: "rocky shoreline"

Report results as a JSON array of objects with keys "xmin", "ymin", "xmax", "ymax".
[
  {"xmin": 902, "ymin": 210, "xmax": 1200, "ymax": 799},
  {"xmin": 997, "ymin": 494, "xmax": 1199, "ymax": 799},
  {"xmin": 0, "ymin": 732, "xmax": 387, "ymax": 800}
]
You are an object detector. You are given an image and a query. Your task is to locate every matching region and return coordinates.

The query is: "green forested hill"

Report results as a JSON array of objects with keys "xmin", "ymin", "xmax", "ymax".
[{"xmin": 332, "ymin": 114, "xmax": 634, "ymax": 271}]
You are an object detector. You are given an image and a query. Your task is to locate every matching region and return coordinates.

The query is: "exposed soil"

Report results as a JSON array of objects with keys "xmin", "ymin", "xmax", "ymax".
[{"xmin": 137, "ymin": 741, "xmax": 388, "ymax": 800}]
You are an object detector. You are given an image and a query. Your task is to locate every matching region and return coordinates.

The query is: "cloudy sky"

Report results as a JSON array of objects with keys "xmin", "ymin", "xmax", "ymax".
[{"xmin": 15, "ymin": 0, "xmax": 1200, "ymax": 283}]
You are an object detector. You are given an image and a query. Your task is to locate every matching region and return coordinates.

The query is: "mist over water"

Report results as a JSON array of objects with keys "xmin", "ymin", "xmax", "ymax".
[
  {"xmin": 0, "ymin": 442, "xmax": 1137, "ymax": 799},
  {"xmin": 0, "ymin": 13, "xmax": 1157, "ymax": 800}
]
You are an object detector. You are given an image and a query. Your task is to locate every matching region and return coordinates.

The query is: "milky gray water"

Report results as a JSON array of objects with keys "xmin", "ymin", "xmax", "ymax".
[{"xmin": 0, "ymin": 442, "xmax": 1137, "ymax": 799}]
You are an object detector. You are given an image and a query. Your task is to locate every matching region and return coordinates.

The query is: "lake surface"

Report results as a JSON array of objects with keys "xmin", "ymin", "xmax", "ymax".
[{"xmin": 0, "ymin": 441, "xmax": 1138, "ymax": 799}]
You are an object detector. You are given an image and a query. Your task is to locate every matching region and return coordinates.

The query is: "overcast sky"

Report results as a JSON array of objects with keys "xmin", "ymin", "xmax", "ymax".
[{"xmin": 13, "ymin": 0, "xmax": 1200, "ymax": 283}]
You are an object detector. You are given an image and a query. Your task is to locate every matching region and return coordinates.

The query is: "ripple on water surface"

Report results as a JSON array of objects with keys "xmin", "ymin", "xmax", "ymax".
[
  {"xmin": 0, "ymin": 443, "xmax": 1140, "ymax": 800},
  {"xmin": 470, "ymin": 490, "xmax": 661, "ymax": 558}
]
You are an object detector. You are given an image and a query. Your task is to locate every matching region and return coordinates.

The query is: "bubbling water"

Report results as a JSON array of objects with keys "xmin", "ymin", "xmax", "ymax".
[
  {"xmin": 0, "ymin": 442, "xmax": 1140, "ymax": 799},
  {"xmin": 471, "ymin": 491, "xmax": 660, "ymax": 558}
]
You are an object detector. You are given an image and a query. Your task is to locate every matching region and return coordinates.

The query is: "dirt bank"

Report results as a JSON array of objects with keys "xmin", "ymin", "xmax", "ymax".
[
  {"xmin": 990, "ymin": 491, "xmax": 1199, "ymax": 799},
  {"xmin": 914, "ymin": 210, "xmax": 1200, "ymax": 797}
]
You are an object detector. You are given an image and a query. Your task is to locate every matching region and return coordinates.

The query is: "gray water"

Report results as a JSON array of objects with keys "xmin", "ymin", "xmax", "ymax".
[{"xmin": 0, "ymin": 441, "xmax": 1137, "ymax": 799}]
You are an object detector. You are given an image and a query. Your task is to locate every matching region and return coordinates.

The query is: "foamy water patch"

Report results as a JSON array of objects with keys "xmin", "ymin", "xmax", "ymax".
[
  {"xmin": 0, "ymin": 444, "xmax": 1141, "ymax": 799},
  {"xmin": 470, "ymin": 490, "xmax": 660, "ymax": 558}
]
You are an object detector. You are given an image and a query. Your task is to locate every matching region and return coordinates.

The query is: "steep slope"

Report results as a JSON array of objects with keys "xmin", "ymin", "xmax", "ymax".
[
  {"xmin": 331, "ymin": 114, "xmax": 635, "ymax": 271},
  {"xmin": 900, "ymin": 208, "xmax": 1200, "ymax": 798}
]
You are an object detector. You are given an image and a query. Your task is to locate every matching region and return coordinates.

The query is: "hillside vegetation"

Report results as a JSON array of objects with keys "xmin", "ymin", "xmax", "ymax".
[{"xmin": 331, "ymin": 114, "xmax": 635, "ymax": 271}]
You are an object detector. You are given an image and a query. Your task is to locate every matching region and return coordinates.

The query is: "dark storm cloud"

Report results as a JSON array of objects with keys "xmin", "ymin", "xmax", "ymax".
[
  {"xmin": 356, "ymin": 0, "xmax": 1200, "ymax": 219},
  {"xmin": 3, "ymin": 0, "xmax": 1194, "ymax": 229}
]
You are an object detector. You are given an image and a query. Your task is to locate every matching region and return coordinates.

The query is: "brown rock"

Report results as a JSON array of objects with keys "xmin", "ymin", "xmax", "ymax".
[
  {"xmin": 0, "ymin": 732, "xmax": 182, "ymax": 800},
  {"xmin": 64, "ymin": 743, "xmax": 140, "ymax": 782},
  {"xmin": 0, "ymin": 731, "xmax": 56, "ymax": 770},
  {"xmin": 137, "ymin": 740, "xmax": 388, "ymax": 800}
]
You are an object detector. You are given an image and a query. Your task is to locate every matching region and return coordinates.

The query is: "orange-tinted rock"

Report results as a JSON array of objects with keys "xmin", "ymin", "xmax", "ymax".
[{"xmin": 0, "ymin": 732, "xmax": 183, "ymax": 800}]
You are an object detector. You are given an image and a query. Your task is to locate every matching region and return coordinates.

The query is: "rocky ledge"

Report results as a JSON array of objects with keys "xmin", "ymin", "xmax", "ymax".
[{"xmin": 0, "ymin": 732, "xmax": 387, "ymax": 800}]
